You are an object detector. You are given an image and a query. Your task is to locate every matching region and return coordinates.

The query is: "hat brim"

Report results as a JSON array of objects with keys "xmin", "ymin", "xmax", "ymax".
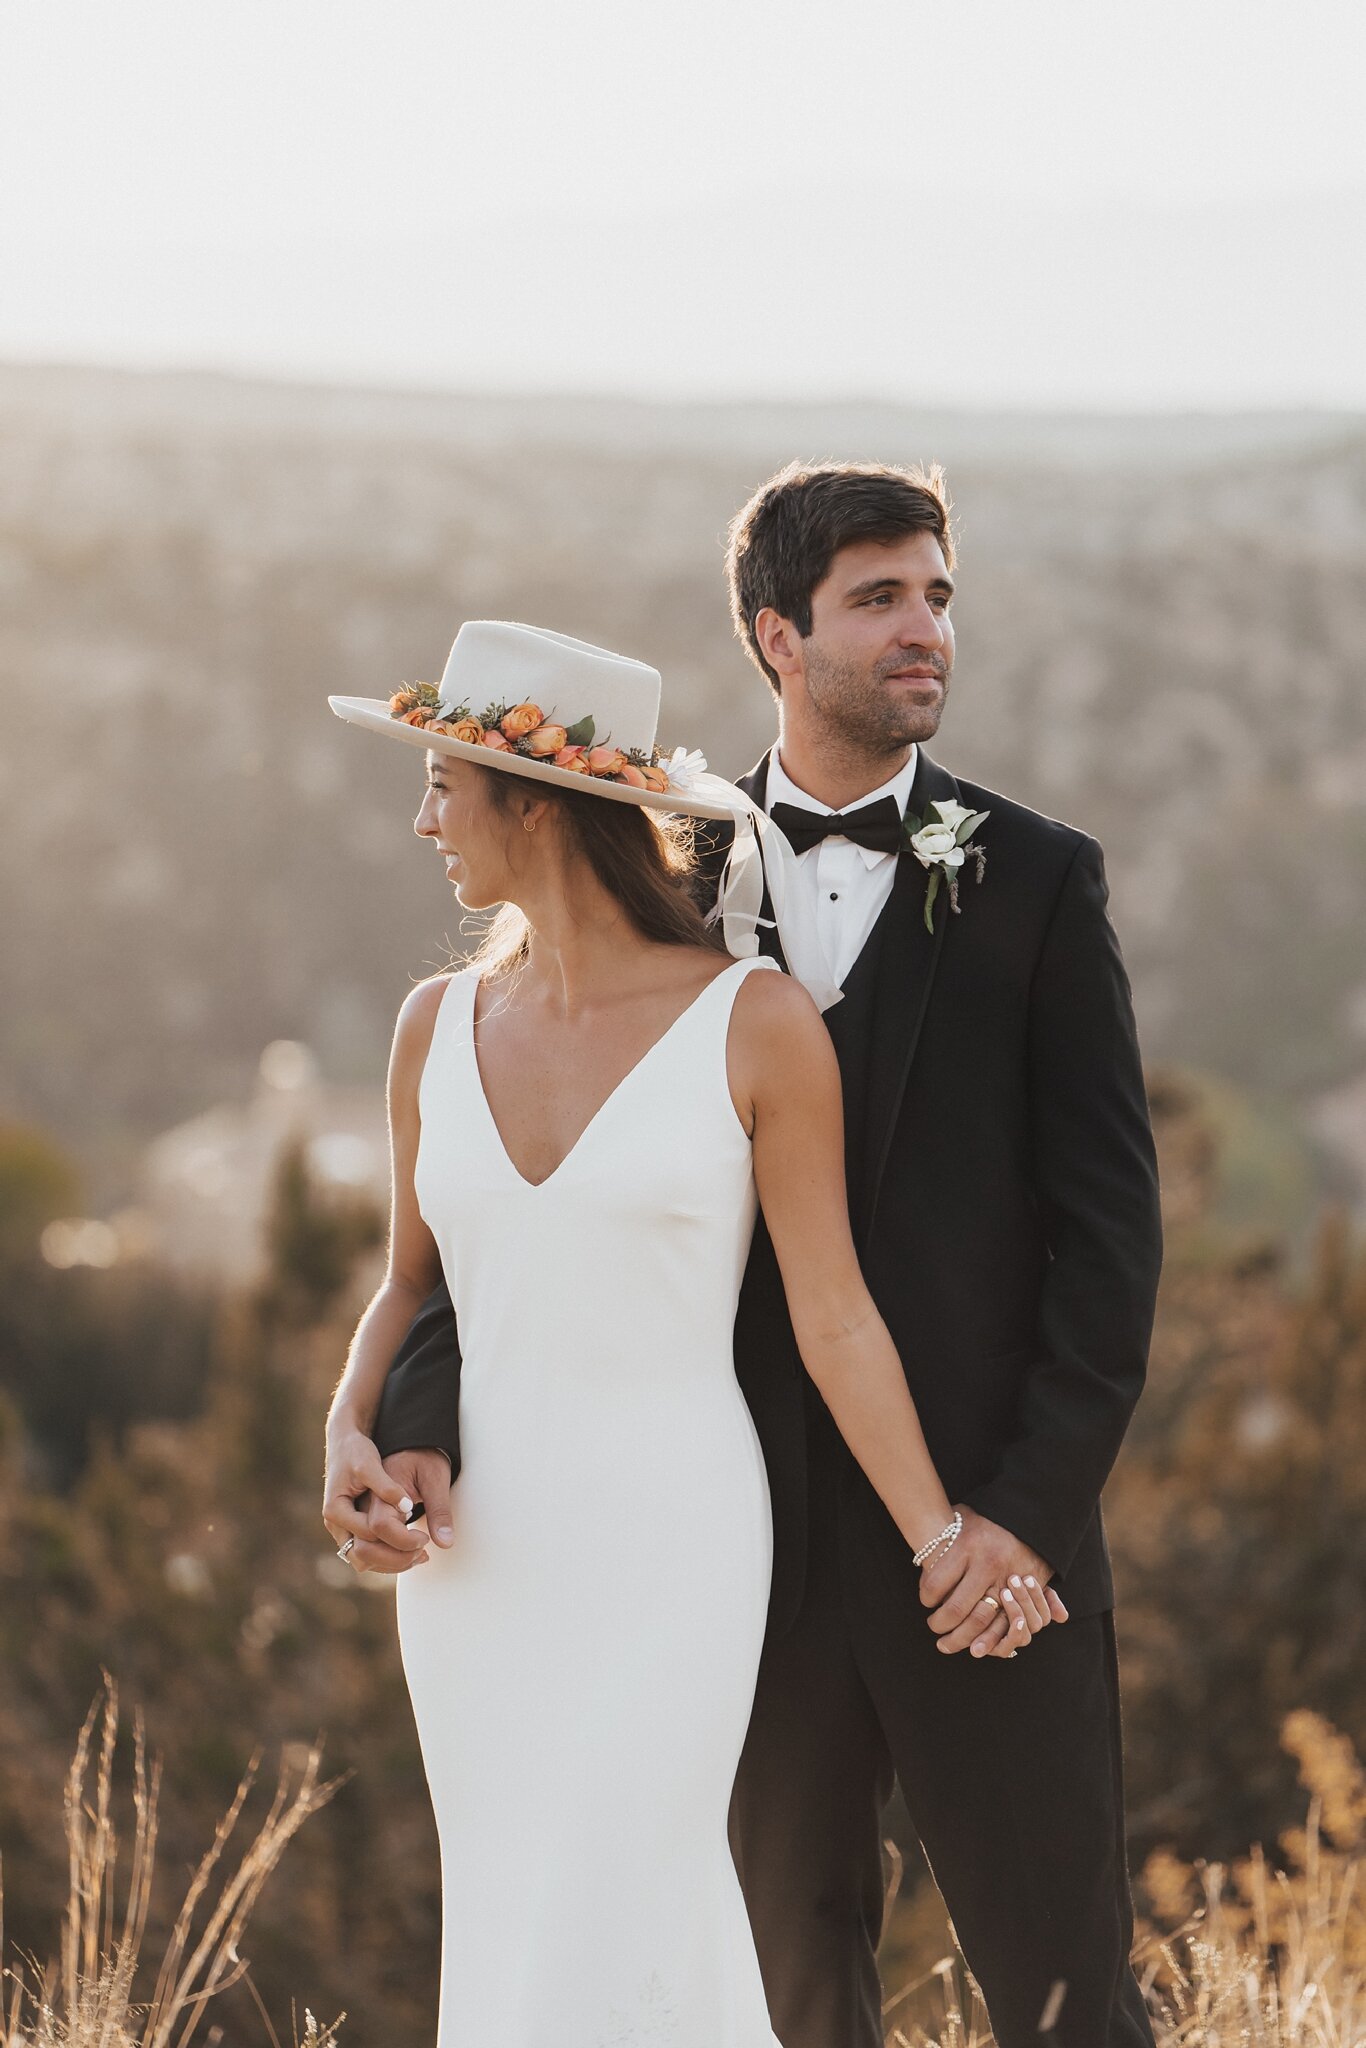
[{"xmin": 328, "ymin": 697, "xmax": 737, "ymax": 822}]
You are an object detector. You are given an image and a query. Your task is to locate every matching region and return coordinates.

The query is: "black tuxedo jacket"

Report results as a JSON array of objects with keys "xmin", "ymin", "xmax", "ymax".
[{"xmin": 373, "ymin": 748, "xmax": 1162, "ymax": 1633}]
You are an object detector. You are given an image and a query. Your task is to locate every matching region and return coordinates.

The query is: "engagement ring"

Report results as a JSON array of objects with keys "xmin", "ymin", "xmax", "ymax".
[{"xmin": 337, "ymin": 1536, "xmax": 356, "ymax": 1563}]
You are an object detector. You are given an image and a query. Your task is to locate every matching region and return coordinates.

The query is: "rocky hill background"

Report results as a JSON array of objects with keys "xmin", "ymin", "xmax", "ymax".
[{"xmin": 2, "ymin": 363, "xmax": 1363, "ymax": 1210}]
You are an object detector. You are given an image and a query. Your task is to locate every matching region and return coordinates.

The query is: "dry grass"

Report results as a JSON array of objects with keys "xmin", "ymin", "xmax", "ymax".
[
  {"xmin": 1137, "ymin": 1832, "xmax": 1366, "ymax": 2045},
  {"xmin": 882, "ymin": 1856, "xmax": 1366, "ymax": 2048},
  {"xmin": 0, "ymin": 1680, "xmax": 345, "ymax": 2048},
  {"xmin": 881, "ymin": 1712, "xmax": 1366, "ymax": 2044},
  {"xmin": 8, "ymin": 1687, "xmax": 1366, "ymax": 2047}
]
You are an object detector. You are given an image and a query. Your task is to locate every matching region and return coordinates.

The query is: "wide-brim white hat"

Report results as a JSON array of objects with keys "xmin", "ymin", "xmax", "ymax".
[{"xmin": 328, "ymin": 619, "xmax": 736, "ymax": 823}]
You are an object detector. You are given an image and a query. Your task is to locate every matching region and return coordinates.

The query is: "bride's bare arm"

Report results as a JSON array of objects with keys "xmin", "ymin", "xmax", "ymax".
[
  {"xmin": 321, "ymin": 977, "xmax": 449, "ymax": 1567},
  {"xmin": 733, "ymin": 970, "xmax": 956, "ymax": 1561}
]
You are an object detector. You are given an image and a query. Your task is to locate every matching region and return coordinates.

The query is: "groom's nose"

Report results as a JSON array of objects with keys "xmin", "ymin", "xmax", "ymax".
[{"xmin": 897, "ymin": 599, "xmax": 945, "ymax": 649}]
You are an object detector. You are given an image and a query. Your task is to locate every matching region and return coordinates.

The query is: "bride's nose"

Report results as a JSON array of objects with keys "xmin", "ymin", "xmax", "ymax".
[{"xmin": 415, "ymin": 790, "xmax": 439, "ymax": 837}]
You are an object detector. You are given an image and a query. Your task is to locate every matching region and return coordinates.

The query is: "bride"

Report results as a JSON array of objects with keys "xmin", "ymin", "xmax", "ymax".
[{"xmin": 321, "ymin": 622, "xmax": 1040, "ymax": 2047}]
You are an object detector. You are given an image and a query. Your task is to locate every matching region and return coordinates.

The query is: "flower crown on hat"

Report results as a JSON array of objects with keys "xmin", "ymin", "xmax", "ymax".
[{"xmin": 389, "ymin": 681, "xmax": 708, "ymax": 798}]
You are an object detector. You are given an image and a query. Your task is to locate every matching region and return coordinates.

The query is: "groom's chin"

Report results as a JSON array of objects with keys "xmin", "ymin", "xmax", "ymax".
[
  {"xmin": 880, "ymin": 680, "xmax": 947, "ymax": 744},
  {"xmin": 896, "ymin": 704, "xmax": 947, "ymax": 747}
]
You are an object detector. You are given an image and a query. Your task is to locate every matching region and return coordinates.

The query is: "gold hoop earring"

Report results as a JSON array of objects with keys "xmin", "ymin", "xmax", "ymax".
[{"xmin": 523, "ymin": 817, "xmax": 536, "ymax": 834}]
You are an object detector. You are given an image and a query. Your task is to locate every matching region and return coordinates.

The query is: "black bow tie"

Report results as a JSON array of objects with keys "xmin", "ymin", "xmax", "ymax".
[{"xmin": 769, "ymin": 795, "xmax": 905, "ymax": 857}]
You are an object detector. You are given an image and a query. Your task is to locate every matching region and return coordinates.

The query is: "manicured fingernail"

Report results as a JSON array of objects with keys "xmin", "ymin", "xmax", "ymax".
[
  {"xmin": 433, "ymin": 1527, "xmax": 453, "ymax": 1546},
  {"xmin": 398, "ymin": 1496, "xmax": 414, "ymax": 1518},
  {"xmin": 1010, "ymin": 1575, "xmax": 1022, "ymax": 1588},
  {"xmin": 1024, "ymin": 1576, "xmax": 1037, "ymax": 1588},
  {"xmin": 1002, "ymin": 1587, "xmax": 1016, "ymax": 1602},
  {"xmin": 1015, "ymin": 1616, "xmax": 1026, "ymax": 1631}
]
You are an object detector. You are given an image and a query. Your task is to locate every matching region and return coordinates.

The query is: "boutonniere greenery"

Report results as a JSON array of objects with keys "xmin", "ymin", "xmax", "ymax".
[{"xmin": 902, "ymin": 798, "xmax": 990, "ymax": 933}]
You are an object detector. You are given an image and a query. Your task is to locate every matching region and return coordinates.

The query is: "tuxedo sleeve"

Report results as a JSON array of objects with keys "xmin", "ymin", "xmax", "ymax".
[
  {"xmin": 372, "ymin": 1274, "xmax": 463, "ymax": 1473},
  {"xmin": 963, "ymin": 834, "xmax": 1162, "ymax": 1575}
]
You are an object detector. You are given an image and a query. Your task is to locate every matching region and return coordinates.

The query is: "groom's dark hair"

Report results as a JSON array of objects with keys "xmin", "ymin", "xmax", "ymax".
[{"xmin": 725, "ymin": 461, "xmax": 954, "ymax": 690}]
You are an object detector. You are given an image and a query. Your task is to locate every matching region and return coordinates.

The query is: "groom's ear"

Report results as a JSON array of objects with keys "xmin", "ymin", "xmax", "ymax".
[{"xmin": 753, "ymin": 606, "xmax": 802, "ymax": 685}]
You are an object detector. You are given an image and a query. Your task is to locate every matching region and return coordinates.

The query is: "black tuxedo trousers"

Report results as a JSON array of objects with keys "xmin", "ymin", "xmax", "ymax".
[{"xmin": 373, "ymin": 752, "xmax": 1164, "ymax": 2048}]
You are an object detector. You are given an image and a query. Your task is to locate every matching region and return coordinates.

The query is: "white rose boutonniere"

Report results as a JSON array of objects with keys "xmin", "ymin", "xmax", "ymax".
[{"xmin": 902, "ymin": 797, "xmax": 990, "ymax": 933}]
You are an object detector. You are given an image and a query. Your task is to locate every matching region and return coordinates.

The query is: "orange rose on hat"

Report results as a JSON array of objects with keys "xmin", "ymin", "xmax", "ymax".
[{"xmin": 500, "ymin": 702, "xmax": 545, "ymax": 741}]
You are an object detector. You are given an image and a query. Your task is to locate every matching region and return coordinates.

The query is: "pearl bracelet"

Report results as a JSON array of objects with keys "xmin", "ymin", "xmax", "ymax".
[{"xmin": 912, "ymin": 1510, "xmax": 963, "ymax": 1569}]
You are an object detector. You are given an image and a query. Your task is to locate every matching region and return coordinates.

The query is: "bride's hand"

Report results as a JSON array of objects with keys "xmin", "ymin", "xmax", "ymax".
[
  {"xmin": 920, "ymin": 1506, "xmax": 1069, "ymax": 1659},
  {"xmin": 965, "ymin": 1577, "xmax": 1070, "ymax": 1660},
  {"xmin": 322, "ymin": 1426, "xmax": 430, "ymax": 1574}
]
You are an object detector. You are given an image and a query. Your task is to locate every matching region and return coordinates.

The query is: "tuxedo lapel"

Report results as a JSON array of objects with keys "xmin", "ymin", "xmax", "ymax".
[{"xmin": 862, "ymin": 751, "xmax": 960, "ymax": 1238}]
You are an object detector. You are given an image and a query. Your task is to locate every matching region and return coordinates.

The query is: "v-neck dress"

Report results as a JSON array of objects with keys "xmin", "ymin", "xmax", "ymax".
[{"xmin": 396, "ymin": 955, "xmax": 784, "ymax": 2048}]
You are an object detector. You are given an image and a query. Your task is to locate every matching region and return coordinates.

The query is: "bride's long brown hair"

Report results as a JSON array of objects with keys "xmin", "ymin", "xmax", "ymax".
[{"xmin": 467, "ymin": 764, "xmax": 723, "ymax": 980}]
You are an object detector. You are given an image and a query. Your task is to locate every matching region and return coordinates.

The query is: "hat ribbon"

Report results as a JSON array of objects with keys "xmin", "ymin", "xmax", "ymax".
[{"xmin": 686, "ymin": 774, "xmax": 844, "ymax": 1013}]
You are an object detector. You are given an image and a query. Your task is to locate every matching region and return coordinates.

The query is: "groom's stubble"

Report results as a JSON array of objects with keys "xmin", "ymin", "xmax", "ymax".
[{"xmin": 796, "ymin": 637, "xmax": 951, "ymax": 776}]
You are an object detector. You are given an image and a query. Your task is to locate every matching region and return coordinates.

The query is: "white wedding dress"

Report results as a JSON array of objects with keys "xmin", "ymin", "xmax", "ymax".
[{"xmin": 396, "ymin": 956, "xmax": 784, "ymax": 2047}]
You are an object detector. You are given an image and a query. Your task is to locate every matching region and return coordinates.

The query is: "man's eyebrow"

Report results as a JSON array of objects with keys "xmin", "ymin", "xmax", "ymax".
[{"xmin": 843, "ymin": 572, "xmax": 956, "ymax": 601}]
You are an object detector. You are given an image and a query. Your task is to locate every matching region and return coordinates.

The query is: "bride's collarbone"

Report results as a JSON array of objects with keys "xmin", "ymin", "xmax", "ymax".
[{"xmin": 472, "ymin": 959, "xmax": 739, "ymax": 1181}]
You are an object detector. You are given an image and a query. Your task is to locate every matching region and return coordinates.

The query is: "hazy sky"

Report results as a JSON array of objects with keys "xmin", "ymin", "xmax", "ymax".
[{"xmin": 3, "ymin": 0, "xmax": 1364, "ymax": 406}]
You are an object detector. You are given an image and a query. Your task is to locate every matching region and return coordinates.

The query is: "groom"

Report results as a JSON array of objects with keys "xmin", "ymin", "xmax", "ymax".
[{"xmin": 352, "ymin": 463, "xmax": 1163, "ymax": 2047}]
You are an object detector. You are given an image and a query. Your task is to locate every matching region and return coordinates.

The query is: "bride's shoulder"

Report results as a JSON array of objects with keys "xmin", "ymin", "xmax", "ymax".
[
  {"xmin": 391, "ymin": 970, "xmax": 463, "ymax": 1067},
  {"xmin": 727, "ymin": 964, "xmax": 836, "ymax": 1117},
  {"xmin": 730, "ymin": 959, "xmax": 827, "ymax": 1050},
  {"xmin": 397, "ymin": 968, "xmax": 461, "ymax": 1026}
]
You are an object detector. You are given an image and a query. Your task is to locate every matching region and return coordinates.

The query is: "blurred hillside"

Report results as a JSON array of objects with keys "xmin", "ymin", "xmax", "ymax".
[{"xmin": 2, "ymin": 363, "xmax": 1364, "ymax": 1208}]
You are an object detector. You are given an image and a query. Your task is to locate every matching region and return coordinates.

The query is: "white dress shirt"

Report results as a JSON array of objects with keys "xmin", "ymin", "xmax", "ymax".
[{"xmin": 764, "ymin": 747, "xmax": 919, "ymax": 991}]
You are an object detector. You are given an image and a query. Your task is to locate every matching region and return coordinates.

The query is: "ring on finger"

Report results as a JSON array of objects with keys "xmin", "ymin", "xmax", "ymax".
[
  {"xmin": 336, "ymin": 1536, "xmax": 356, "ymax": 1563},
  {"xmin": 981, "ymin": 1593, "xmax": 1000, "ymax": 1612}
]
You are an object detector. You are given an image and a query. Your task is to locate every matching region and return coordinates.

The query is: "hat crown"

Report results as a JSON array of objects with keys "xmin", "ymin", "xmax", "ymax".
[{"xmin": 438, "ymin": 621, "xmax": 660, "ymax": 756}]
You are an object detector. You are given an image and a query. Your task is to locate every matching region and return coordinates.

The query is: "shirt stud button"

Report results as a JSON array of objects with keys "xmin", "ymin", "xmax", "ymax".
[{"xmin": 829, "ymin": 891, "xmax": 839, "ymax": 901}]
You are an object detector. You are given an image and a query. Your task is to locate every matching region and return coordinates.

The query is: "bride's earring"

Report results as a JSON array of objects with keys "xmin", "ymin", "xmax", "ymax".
[{"xmin": 523, "ymin": 817, "xmax": 536, "ymax": 834}]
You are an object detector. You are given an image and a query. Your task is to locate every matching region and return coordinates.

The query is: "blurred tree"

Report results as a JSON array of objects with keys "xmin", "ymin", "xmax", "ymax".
[
  {"xmin": 0, "ymin": 1121, "xmax": 80, "ymax": 1259},
  {"xmin": 257, "ymin": 1137, "xmax": 385, "ymax": 1334},
  {"xmin": 0, "ymin": 1122, "xmax": 219, "ymax": 1485},
  {"xmin": 0, "ymin": 1136, "xmax": 420, "ymax": 2047},
  {"xmin": 1111, "ymin": 1089, "xmax": 1366, "ymax": 1862}
]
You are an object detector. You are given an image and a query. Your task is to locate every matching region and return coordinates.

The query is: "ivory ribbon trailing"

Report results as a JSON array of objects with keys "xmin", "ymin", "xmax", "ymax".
[{"xmin": 686, "ymin": 773, "xmax": 844, "ymax": 1014}]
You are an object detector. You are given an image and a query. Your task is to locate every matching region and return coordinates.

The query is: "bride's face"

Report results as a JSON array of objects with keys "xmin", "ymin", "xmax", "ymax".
[{"xmin": 414, "ymin": 753, "xmax": 521, "ymax": 908}]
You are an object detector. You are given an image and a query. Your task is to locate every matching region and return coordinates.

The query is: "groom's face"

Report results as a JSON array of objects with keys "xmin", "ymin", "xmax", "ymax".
[{"xmin": 798, "ymin": 530, "xmax": 955, "ymax": 754}]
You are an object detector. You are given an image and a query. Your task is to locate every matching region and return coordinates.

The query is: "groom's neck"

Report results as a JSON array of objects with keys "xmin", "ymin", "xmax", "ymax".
[{"xmin": 773, "ymin": 725, "xmax": 915, "ymax": 814}]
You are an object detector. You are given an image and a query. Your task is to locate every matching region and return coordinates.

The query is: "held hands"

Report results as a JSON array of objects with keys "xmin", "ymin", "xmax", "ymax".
[
  {"xmin": 322, "ymin": 1432, "xmax": 456, "ymax": 1574},
  {"xmin": 918, "ymin": 1505, "xmax": 1068, "ymax": 1660}
]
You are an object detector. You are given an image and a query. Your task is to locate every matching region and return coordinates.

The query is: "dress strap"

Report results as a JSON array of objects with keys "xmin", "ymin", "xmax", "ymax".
[{"xmin": 417, "ymin": 968, "xmax": 479, "ymax": 1112}]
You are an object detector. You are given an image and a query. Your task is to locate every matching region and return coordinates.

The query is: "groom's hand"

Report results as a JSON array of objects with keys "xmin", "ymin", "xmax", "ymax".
[
  {"xmin": 920, "ymin": 1506, "xmax": 1068, "ymax": 1656},
  {"xmin": 343, "ymin": 1447, "xmax": 455, "ymax": 1572},
  {"xmin": 322, "ymin": 1435, "xmax": 454, "ymax": 1574},
  {"xmin": 381, "ymin": 1447, "xmax": 455, "ymax": 1554}
]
